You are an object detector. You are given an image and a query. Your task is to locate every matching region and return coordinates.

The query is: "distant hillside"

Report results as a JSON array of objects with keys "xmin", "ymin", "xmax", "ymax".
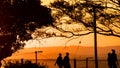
[{"xmin": 7, "ymin": 46, "xmax": 120, "ymax": 60}]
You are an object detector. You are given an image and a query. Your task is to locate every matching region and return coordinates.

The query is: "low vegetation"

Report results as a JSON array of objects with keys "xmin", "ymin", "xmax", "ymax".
[{"xmin": 4, "ymin": 60, "xmax": 48, "ymax": 68}]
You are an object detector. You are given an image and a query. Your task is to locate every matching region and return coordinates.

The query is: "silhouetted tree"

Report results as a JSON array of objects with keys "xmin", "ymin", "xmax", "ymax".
[
  {"xmin": 39, "ymin": 0, "xmax": 119, "ymax": 38},
  {"xmin": 0, "ymin": 0, "xmax": 53, "ymax": 65}
]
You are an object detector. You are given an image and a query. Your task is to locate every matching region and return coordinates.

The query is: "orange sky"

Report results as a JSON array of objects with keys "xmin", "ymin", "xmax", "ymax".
[
  {"xmin": 41, "ymin": 0, "xmax": 54, "ymax": 5},
  {"xmin": 7, "ymin": 44, "xmax": 120, "ymax": 60},
  {"xmin": 25, "ymin": 34, "xmax": 120, "ymax": 48}
]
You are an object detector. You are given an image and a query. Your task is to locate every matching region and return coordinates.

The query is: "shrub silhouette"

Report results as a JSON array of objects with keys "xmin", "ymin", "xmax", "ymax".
[{"xmin": 4, "ymin": 60, "xmax": 47, "ymax": 68}]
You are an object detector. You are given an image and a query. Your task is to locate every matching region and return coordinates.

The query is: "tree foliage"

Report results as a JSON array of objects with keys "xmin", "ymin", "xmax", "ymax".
[
  {"xmin": 45, "ymin": 0, "xmax": 120, "ymax": 38},
  {"xmin": 0, "ymin": 0, "xmax": 53, "ymax": 63}
]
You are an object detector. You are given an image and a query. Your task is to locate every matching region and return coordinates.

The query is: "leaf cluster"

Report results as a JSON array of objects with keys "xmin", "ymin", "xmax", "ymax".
[
  {"xmin": 50, "ymin": 0, "xmax": 120, "ymax": 38},
  {"xmin": 0, "ymin": 0, "xmax": 53, "ymax": 62}
]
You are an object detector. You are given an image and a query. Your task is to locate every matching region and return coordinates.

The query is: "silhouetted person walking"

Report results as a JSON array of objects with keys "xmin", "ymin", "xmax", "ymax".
[
  {"xmin": 55, "ymin": 53, "xmax": 63, "ymax": 68},
  {"xmin": 63, "ymin": 52, "xmax": 71, "ymax": 68},
  {"xmin": 111, "ymin": 49, "xmax": 118, "ymax": 68},
  {"xmin": 107, "ymin": 53, "xmax": 112, "ymax": 68}
]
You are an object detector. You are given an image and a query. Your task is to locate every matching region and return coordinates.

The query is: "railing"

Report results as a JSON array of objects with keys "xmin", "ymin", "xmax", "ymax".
[{"xmin": 4, "ymin": 59, "xmax": 120, "ymax": 68}]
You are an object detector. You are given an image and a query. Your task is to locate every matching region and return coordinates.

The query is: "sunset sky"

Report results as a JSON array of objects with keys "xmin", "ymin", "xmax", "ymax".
[
  {"xmin": 41, "ymin": 0, "xmax": 54, "ymax": 5},
  {"xmin": 25, "ymin": 34, "xmax": 120, "ymax": 48}
]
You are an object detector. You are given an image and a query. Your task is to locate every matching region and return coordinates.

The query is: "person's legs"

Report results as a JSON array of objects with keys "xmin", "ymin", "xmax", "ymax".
[
  {"xmin": 109, "ymin": 63, "xmax": 112, "ymax": 68},
  {"xmin": 58, "ymin": 65, "xmax": 62, "ymax": 68},
  {"xmin": 113, "ymin": 63, "xmax": 117, "ymax": 68},
  {"xmin": 109, "ymin": 65, "xmax": 112, "ymax": 68},
  {"xmin": 60, "ymin": 65, "xmax": 62, "ymax": 68}
]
